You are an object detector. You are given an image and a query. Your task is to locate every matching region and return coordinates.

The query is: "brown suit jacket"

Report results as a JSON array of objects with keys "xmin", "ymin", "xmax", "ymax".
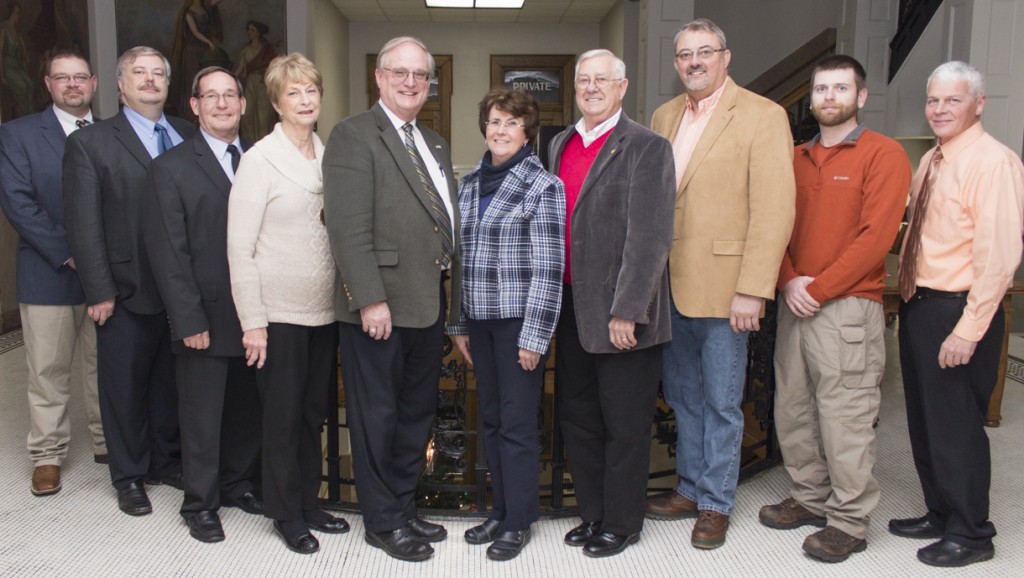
[{"xmin": 651, "ymin": 77, "xmax": 795, "ymax": 318}]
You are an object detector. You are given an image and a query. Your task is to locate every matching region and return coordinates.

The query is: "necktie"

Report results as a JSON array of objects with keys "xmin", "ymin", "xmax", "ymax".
[
  {"xmin": 226, "ymin": 144, "xmax": 241, "ymax": 174},
  {"xmin": 75, "ymin": 119, "xmax": 90, "ymax": 129},
  {"xmin": 154, "ymin": 123, "xmax": 173, "ymax": 155},
  {"xmin": 402, "ymin": 123, "xmax": 453, "ymax": 268},
  {"xmin": 898, "ymin": 146, "xmax": 943, "ymax": 302}
]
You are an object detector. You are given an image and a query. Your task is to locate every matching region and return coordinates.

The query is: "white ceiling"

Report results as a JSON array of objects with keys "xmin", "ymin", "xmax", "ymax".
[{"xmin": 330, "ymin": 0, "xmax": 620, "ymax": 23}]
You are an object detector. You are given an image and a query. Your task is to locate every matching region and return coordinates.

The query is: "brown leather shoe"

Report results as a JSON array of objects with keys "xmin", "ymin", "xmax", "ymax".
[
  {"xmin": 31, "ymin": 465, "xmax": 62, "ymax": 496},
  {"xmin": 759, "ymin": 497, "xmax": 827, "ymax": 530},
  {"xmin": 645, "ymin": 491, "xmax": 698, "ymax": 520},
  {"xmin": 803, "ymin": 526, "xmax": 867, "ymax": 563},
  {"xmin": 691, "ymin": 510, "xmax": 729, "ymax": 549}
]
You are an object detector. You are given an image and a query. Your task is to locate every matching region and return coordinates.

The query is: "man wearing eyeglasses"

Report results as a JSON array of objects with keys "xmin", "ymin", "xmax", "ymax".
[
  {"xmin": 63, "ymin": 46, "xmax": 194, "ymax": 516},
  {"xmin": 143, "ymin": 66, "xmax": 264, "ymax": 543},
  {"xmin": 644, "ymin": 18, "xmax": 795, "ymax": 550},
  {"xmin": 0, "ymin": 51, "xmax": 107, "ymax": 497},
  {"xmin": 547, "ymin": 48, "xmax": 675, "ymax": 558},
  {"xmin": 323, "ymin": 36, "xmax": 461, "ymax": 562}
]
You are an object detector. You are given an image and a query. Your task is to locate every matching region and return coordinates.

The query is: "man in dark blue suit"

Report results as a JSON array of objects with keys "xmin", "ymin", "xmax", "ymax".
[
  {"xmin": 0, "ymin": 51, "xmax": 106, "ymax": 497},
  {"xmin": 63, "ymin": 46, "xmax": 195, "ymax": 516}
]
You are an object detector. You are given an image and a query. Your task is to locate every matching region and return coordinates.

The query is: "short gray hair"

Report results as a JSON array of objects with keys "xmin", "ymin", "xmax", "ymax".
[
  {"xmin": 377, "ymin": 36, "xmax": 435, "ymax": 79},
  {"xmin": 116, "ymin": 46, "xmax": 171, "ymax": 82},
  {"xmin": 927, "ymin": 61, "xmax": 985, "ymax": 98},
  {"xmin": 575, "ymin": 49, "xmax": 626, "ymax": 80},
  {"xmin": 674, "ymin": 18, "xmax": 728, "ymax": 50}
]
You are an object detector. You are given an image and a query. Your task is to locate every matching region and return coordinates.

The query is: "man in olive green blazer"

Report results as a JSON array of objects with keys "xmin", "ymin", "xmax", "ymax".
[{"xmin": 643, "ymin": 18, "xmax": 795, "ymax": 550}]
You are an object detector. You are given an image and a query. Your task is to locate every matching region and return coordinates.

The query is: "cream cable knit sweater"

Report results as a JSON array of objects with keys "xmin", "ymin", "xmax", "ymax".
[{"xmin": 227, "ymin": 123, "xmax": 335, "ymax": 330}]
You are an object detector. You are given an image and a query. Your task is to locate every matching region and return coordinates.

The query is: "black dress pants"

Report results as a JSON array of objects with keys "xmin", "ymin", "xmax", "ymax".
[
  {"xmin": 338, "ymin": 284, "xmax": 445, "ymax": 533},
  {"xmin": 898, "ymin": 292, "xmax": 1003, "ymax": 548},
  {"xmin": 468, "ymin": 317, "xmax": 546, "ymax": 531},
  {"xmin": 255, "ymin": 322, "xmax": 337, "ymax": 522},
  {"xmin": 555, "ymin": 285, "xmax": 662, "ymax": 536},
  {"xmin": 95, "ymin": 305, "xmax": 180, "ymax": 489},
  {"xmin": 176, "ymin": 354, "xmax": 262, "ymax": 513}
]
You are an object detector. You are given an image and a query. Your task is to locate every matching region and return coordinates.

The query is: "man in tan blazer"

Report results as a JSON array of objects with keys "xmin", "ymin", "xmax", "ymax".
[{"xmin": 643, "ymin": 18, "xmax": 795, "ymax": 550}]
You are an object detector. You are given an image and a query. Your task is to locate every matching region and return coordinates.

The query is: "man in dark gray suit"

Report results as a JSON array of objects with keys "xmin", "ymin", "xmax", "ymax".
[
  {"xmin": 323, "ymin": 36, "xmax": 461, "ymax": 562},
  {"xmin": 547, "ymin": 48, "xmax": 675, "ymax": 558},
  {"xmin": 64, "ymin": 46, "xmax": 194, "ymax": 516},
  {"xmin": 143, "ymin": 67, "xmax": 263, "ymax": 543},
  {"xmin": 0, "ymin": 51, "xmax": 106, "ymax": 497}
]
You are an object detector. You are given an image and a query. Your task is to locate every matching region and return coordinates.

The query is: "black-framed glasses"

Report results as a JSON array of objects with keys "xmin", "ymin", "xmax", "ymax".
[{"xmin": 675, "ymin": 47, "xmax": 727, "ymax": 61}]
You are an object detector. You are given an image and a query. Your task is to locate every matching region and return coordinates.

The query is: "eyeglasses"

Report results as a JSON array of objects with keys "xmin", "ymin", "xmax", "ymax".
[
  {"xmin": 49, "ymin": 73, "xmax": 92, "ymax": 84},
  {"xmin": 574, "ymin": 76, "xmax": 622, "ymax": 90},
  {"xmin": 483, "ymin": 119, "xmax": 525, "ymax": 130},
  {"xmin": 675, "ymin": 47, "xmax": 727, "ymax": 61},
  {"xmin": 381, "ymin": 67, "xmax": 431, "ymax": 83},
  {"xmin": 197, "ymin": 91, "xmax": 241, "ymax": 105}
]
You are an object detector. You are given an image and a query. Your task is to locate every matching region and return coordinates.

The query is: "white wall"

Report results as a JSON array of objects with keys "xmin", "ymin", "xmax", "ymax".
[
  {"xmin": 310, "ymin": 0, "xmax": 350, "ymax": 137},
  {"xmin": 347, "ymin": 23, "xmax": 599, "ymax": 167},
  {"xmin": 694, "ymin": 0, "xmax": 842, "ymax": 86}
]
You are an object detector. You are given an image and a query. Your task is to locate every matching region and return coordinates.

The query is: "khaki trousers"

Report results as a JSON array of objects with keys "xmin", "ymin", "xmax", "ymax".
[
  {"xmin": 773, "ymin": 297, "xmax": 883, "ymax": 539},
  {"xmin": 21, "ymin": 303, "xmax": 105, "ymax": 465}
]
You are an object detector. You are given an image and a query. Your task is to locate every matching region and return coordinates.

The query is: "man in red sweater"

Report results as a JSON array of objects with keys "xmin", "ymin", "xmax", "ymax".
[{"xmin": 758, "ymin": 55, "xmax": 911, "ymax": 563}]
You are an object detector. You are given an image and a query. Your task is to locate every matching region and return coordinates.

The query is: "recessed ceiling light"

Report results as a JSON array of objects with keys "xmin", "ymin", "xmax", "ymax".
[{"xmin": 425, "ymin": 0, "xmax": 525, "ymax": 7}]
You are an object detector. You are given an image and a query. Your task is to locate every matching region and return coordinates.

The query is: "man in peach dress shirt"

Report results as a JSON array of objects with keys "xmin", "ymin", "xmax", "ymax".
[{"xmin": 891, "ymin": 61, "xmax": 1024, "ymax": 569}]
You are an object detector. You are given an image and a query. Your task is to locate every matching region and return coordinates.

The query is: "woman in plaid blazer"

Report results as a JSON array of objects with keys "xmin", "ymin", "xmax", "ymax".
[{"xmin": 448, "ymin": 88, "xmax": 565, "ymax": 561}]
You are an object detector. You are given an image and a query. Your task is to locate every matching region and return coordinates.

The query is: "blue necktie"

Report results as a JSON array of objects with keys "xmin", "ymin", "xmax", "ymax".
[{"xmin": 154, "ymin": 124, "xmax": 173, "ymax": 155}]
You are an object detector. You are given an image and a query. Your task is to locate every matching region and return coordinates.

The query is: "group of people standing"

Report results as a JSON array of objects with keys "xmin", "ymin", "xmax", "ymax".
[{"xmin": 1, "ymin": 16, "xmax": 1020, "ymax": 571}]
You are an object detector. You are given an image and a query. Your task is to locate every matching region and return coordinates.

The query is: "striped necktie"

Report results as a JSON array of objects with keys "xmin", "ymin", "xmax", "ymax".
[
  {"xmin": 898, "ymin": 146, "xmax": 943, "ymax": 302},
  {"xmin": 402, "ymin": 123, "xmax": 453, "ymax": 268}
]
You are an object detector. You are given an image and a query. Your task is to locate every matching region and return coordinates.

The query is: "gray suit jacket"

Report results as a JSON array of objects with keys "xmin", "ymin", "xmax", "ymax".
[
  {"xmin": 323, "ymin": 103, "xmax": 462, "ymax": 328},
  {"xmin": 548, "ymin": 113, "xmax": 675, "ymax": 354}
]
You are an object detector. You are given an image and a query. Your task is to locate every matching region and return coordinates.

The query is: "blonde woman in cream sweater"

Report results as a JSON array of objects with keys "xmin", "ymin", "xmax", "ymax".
[{"xmin": 227, "ymin": 53, "xmax": 347, "ymax": 555}]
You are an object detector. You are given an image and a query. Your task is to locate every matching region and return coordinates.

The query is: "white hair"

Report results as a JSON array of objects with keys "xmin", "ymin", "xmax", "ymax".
[
  {"xmin": 927, "ymin": 61, "xmax": 985, "ymax": 98},
  {"xmin": 575, "ymin": 49, "xmax": 626, "ymax": 80}
]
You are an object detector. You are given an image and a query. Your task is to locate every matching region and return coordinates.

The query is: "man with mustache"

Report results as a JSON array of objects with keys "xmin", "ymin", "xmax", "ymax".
[
  {"xmin": 759, "ymin": 55, "xmax": 910, "ymax": 563},
  {"xmin": 63, "ymin": 46, "xmax": 195, "ymax": 516},
  {"xmin": 644, "ymin": 18, "xmax": 795, "ymax": 549},
  {"xmin": 0, "ymin": 51, "xmax": 106, "ymax": 497}
]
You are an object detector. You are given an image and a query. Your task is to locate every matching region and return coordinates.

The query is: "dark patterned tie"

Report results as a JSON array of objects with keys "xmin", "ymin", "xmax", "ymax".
[
  {"xmin": 402, "ymin": 123, "xmax": 453, "ymax": 268},
  {"xmin": 226, "ymin": 144, "xmax": 241, "ymax": 174},
  {"xmin": 154, "ymin": 123, "xmax": 173, "ymax": 155},
  {"xmin": 898, "ymin": 146, "xmax": 943, "ymax": 302},
  {"xmin": 75, "ymin": 119, "xmax": 90, "ymax": 129}
]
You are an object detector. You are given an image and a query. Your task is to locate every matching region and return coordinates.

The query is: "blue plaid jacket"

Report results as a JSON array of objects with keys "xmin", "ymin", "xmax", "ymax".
[{"xmin": 447, "ymin": 153, "xmax": 565, "ymax": 354}]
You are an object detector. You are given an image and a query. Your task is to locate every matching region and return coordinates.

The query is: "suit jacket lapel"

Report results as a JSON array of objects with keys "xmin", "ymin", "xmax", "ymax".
[
  {"xmin": 112, "ymin": 111, "xmax": 155, "ymax": 169},
  {"xmin": 191, "ymin": 133, "xmax": 232, "ymax": 197},
  {"xmin": 678, "ymin": 79, "xmax": 738, "ymax": 194},
  {"xmin": 577, "ymin": 114, "xmax": 629, "ymax": 204},
  {"xmin": 373, "ymin": 104, "xmax": 438, "ymax": 216},
  {"xmin": 40, "ymin": 108, "xmax": 66, "ymax": 160}
]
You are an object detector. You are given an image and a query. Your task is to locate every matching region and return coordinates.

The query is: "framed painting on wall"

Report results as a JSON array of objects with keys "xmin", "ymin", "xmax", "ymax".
[
  {"xmin": 0, "ymin": 0, "xmax": 90, "ymax": 122},
  {"xmin": 115, "ymin": 0, "xmax": 285, "ymax": 142}
]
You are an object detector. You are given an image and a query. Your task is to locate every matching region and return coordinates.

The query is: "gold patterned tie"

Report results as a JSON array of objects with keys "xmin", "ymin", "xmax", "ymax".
[
  {"xmin": 898, "ymin": 146, "xmax": 943, "ymax": 302},
  {"xmin": 402, "ymin": 123, "xmax": 454, "ymax": 268}
]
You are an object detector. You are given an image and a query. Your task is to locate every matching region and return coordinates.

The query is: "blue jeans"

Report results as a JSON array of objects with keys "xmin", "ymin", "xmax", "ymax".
[{"xmin": 662, "ymin": 311, "xmax": 747, "ymax": 515}]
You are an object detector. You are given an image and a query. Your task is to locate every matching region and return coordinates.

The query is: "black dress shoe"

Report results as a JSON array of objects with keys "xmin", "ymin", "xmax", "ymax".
[
  {"xmin": 564, "ymin": 521, "xmax": 602, "ymax": 547},
  {"xmin": 184, "ymin": 510, "xmax": 225, "ymax": 543},
  {"xmin": 117, "ymin": 480, "xmax": 152, "ymax": 516},
  {"xmin": 305, "ymin": 509, "xmax": 350, "ymax": 534},
  {"xmin": 486, "ymin": 528, "xmax": 531, "ymax": 561},
  {"xmin": 583, "ymin": 531, "xmax": 640, "ymax": 558},
  {"xmin": 889, "ymin": 515, "xmax": 945, "ymax": 539},
  {"xmin": 146, "ymin": 472, "xmax": 184, "ymax": 490},
  {"xmin": 918, "ymin": 539, "xmax": 994, "ymax": 567},
  {"xmin": 222, "ymin": 490, "xmax": 264, "ymax": 515},
  {"xmin": 274, "ymin": 520, "xmax": 319, "ymax": 554},
  {"xmin": 465, "ymin": 519, "xmax": 504, "ymax": 544},
  {"xmin": 93, "ymin": 453, "xmax": 109, "ymax": 465},
  {"xmin": 364, "ymin": 528, "xmax": 433, "ymax": 562},
  {"xmin": 406, "ymin": 516, "xmax": 447, "ymax": 542}
]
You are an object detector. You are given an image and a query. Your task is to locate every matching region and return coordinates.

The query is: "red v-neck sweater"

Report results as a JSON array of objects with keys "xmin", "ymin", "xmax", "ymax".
[{"xmin": 558, "ymin": 130, "xmax": 614, "ymax": 284}]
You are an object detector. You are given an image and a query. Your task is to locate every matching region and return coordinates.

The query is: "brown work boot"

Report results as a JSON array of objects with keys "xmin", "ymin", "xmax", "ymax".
[
  {"xmin": 803, "ymin": 526, "xmax": 867, "ymax": 563},
  {"xmin": 759, "ymin": 497, "xmax": 827, "ymax": 530},
  {"xmin": 645, "ymin": 491, "xmax": 698, "ymax": 520},
  {"xmin": 691, "ymin": 510, "xmax": 729, "ymax": 549},
  {"xmin": 31, "ymin": 465, "xmax": 62, "ymax": 496}
]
